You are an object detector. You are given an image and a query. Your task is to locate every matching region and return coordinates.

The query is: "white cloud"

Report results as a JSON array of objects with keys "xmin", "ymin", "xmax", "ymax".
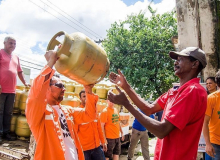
[{"xmin": 0, "ymin": 0, "xmax": 175, "ymax": 79}]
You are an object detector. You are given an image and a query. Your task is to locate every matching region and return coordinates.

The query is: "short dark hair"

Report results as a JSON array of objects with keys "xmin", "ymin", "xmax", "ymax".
[
  {"xmin": 215, "ymin": 70, "xmax": 220, "ymax": 88},
  {"xmin": 79, "ymin": 89, "xmax": 85, "ymax": 98},
  {"xmin": 189, "ymin": 56, "xmax": 203, "ymax": 73},
  {"xmin": 50, "ymin": 74, "xmax": 61, "ymax": 85},
  {"xmin": 206, "ymin": 77, "xmax": 216, "ymax": 83}
]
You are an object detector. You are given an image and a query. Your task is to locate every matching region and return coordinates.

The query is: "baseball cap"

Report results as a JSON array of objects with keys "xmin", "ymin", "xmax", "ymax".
[{"xmin": 169, "ymin": 47, "xmax": 207, "ymax": 68}]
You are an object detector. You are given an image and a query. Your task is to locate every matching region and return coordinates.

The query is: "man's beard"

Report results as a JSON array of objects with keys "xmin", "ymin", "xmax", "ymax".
[{"xmin": 58, "ymin": 96, "xmax": 63, "ymax": 102}]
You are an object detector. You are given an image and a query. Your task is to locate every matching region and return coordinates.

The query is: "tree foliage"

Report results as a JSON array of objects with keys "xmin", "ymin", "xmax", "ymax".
[{"xmin": 102, "ymin": 11, "xmax": 178, "ymax": 100}]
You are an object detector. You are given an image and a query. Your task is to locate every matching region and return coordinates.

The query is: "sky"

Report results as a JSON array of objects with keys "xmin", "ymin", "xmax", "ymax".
[{"xmin": 0, "ymin": 0, "xmax": 176, "ymax": 79}]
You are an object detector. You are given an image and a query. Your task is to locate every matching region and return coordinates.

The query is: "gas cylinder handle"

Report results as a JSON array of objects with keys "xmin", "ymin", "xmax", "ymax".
[{"xmin": 47, "ymin": 31, "xmax": 73, "ymax": 57}]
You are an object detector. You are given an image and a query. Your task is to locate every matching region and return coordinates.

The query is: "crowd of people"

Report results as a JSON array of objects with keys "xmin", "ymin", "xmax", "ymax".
[{"xmin": 0, "ymin": 36, "xmax": 220, "ymax": 160}]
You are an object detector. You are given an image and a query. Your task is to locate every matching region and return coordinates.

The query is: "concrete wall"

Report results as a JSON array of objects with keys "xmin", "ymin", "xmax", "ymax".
[{"xmin": 176, "ymin": 0, "xmax": 219, "ymax": 80}]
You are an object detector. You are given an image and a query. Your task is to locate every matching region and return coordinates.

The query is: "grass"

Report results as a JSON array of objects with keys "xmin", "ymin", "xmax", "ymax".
[
  {"xmin": 150, "ymin": 153, "xmax": 154, "ymax": 157},
  {"xmin": 137, "ymin": 152, "xmax": 142, "ymax": 156}
]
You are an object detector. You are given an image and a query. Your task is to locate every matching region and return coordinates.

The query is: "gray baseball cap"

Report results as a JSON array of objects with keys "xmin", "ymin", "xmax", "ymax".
[{"xmin": 169, "ymin": 47, "xmax": 207, "ymax": 69}]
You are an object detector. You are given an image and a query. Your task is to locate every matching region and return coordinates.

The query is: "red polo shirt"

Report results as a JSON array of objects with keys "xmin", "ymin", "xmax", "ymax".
[
  {"xmin": 154, "ymin": 78, "xmax": 207, "ymax": 160},
  {"xmin": 0, "ymin": 49, "xmax": 22, "ymax": 93}
]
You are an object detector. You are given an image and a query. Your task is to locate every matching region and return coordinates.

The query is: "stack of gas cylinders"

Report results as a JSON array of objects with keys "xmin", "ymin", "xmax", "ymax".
[{"xmin": 11, "ymin": 86, "xmax": 31, "ymax": 140}]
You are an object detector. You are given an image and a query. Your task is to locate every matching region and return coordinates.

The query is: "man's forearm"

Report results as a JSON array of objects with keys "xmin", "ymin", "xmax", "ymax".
[
  {"xmin": 203, "ymin": 120, "xmax": 211, "ymax": 145},
  {"xmin": 101, "ymin": 124, "xmax": 107, "ymax": 144},
  {"xmin": 120, "ymin": 124, "xmax": 123, "ymax": 136},
  {"xmin": 122, "ymin": 84, "xmax": 159, "ymax": 115},
  {"xmin": 18, "ymin": 72, "xmax": 27, "ymax": 85},
  {"xmin": 125, "ymin": 103, "xmax": 174, "ymax": 139}
]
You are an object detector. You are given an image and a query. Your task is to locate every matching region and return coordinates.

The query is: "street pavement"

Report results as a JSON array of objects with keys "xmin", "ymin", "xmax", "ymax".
[{"xmin": 119, "ymin": 137, "xmax": 157, "ymax": 160}]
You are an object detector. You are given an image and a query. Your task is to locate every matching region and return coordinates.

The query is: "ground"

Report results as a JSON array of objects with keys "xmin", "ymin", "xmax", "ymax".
[
  {"xmin": 119, "ymin": 137, "xmax": 204, "ymax": 160},
  {"xmin": 120, "ymin": 137, "xmax": 157, "ymax": 160}
]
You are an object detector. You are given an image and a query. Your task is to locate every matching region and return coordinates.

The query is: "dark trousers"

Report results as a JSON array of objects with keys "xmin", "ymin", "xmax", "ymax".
[
  {"xmin": 84, "ymin": 146, "xmax": 105, "ymax": 160},
  {"xmin": 0, "ymin": 93, "xmax": 15, "ymax": 134},
  {"xmin": 212, "ymin": 144, "xmax": 220, "ymax": 160}
]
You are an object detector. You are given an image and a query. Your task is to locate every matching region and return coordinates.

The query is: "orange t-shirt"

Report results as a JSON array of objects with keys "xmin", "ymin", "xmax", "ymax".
[
  {"xmin": 100, "ymin": 106, "xmax": 120, "ymax": 139},
  {"xmin": 206, "ymin": 91, "xmax": 220, "ymax": 145},
  {"xmin": 76, "ymin": 105, "xmax": 105, "ymax": 151}
]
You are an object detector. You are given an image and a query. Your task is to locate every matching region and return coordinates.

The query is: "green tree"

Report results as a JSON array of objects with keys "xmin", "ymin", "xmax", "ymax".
[{"xmin": 102, "ymin": 11, "xmax": 178, "ymax": 100}]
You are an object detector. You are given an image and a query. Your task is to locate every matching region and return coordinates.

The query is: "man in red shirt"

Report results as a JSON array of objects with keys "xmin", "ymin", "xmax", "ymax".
[
  {"xmin": 0, "ymin": 37, "xmax": 29, "ymax": 143},
  {"xmin": 108, "ymin": 47, "xmax": 207, "ymax": 160}
]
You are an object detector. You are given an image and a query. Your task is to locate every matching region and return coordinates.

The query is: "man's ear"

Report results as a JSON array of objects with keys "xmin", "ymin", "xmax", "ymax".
[{"xmin": 192, "ymin": 60, "xmax": 199, "ymax": 69}]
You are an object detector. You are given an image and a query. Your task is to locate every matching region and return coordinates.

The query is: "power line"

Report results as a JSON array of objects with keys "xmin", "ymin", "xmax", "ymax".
[
  {"xmin": 20, "ymin": 58, "xmax": 45, "ymax": 68},
  {"xmin": 45, "ymin": 0, "xmax": 103, "ymax": 39},
  {"xmin": 21, "ymin": 64, "xmax": 42, "ymax": 71},
  {"xmin": 29, "ymin": 0, "xmax": 83, "ymax": 36},
  {"xmin": 29, "ymin": 0, "xmax": 101, "ymax": 40},
  {"xmin": 42, "ymin": 0, "xmax": 101, "ymax": 39}
]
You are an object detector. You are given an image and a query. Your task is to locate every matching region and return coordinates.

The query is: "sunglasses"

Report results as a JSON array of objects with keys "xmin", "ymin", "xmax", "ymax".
[{"xmin": 50, "ymin": 83, "xmax": 65, "ymax": 89}]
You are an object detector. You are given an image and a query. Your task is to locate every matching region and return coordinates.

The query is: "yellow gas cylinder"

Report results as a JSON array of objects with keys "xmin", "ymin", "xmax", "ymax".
[
  {"xmin": 15, "ymin": 115, "xmax": 31, "ymax": 139},
  {"xmin": 95, "ymin": 84, "xmax": 106, "ymax": 87},
  {"xmin": 62, "ymin": 80, "xmax": 67, "ymax": 84},
  {"xmin": 114, "ymin": 104, "xmax": 121, "ymax": 112},
  {"xmin": 47, "ymin": 31, "xmax": 110, "ymax": 85},
  {"xmin": 92, "ymin": 87, "xmax": 96, "ymax": 93},
  {"xmin": 123, "ymin": 106, "xmax": 129, "ymax": 113},
  {"xmin": 16, "ymin": 85, "xmax": 25, "ymax": 91},
  {"xmin": 10, "ymin": 114, "xmax": 19, "ymax": 133},
  {"xmin": 61, "ymin": 96, "xmax": 80, "ymax": 108},
  {"xmin": 14, "ymin": 89, "xmax": 22, "ymax": 113},
  {"xmin": 96, "ymin": 86, "xmax": 107, "ymax": 99},
  {"xmin": 74, "ymin": 84, "xmax": 84, "ymax": 95},
  {"xmin": 112, "ymin": 87, "xmax": 119, "ymax": 94},
  {"xmin": 65, "ymin": 83, "xmax": 75, "ymax": 92},
  {"xmin": 64, "ymin": 92, "xmax": 75, "ymax": 98},
  {"xmin": 61, "ymin": 97, "xmax": 74, "ymax": 107},
  {"xmin": 19, "ymin": 87, "xmax": 30, "ymax": 115}
]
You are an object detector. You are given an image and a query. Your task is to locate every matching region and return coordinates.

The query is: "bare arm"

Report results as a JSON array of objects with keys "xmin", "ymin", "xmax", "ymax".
[
  {"xmin": 98, "ymin": 121, "xmax": 107, "ymax": 152},
  {"xmin": 18, "ymin": 71, "xmax": 29, "ymax": 86},
  {"xmin": 120, "ymin": 123, "xmax": 125, "ymax": 141},
  {"xmin": 203, "ymin": 115, "xmax": 215, "ymax": 158},
  {"xmin": 44, "ymin": 50, "xmax": 59, "ymax": 82},
  {"xmin": 109, "ymin": 70, "xmax": 162, "ymax": 115},
  {"xmin": 101, "ymin": 123, "xmax": 107, "ymax": 146},
  {"xmin": 108, "ymin": 87, "xmax": 175, "ymax": 139}
]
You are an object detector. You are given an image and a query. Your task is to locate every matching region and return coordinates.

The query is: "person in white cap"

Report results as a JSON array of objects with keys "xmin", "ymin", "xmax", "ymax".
[{"xmin": 108, "ymin": 47, "xmax": 207, "ymax": 160}]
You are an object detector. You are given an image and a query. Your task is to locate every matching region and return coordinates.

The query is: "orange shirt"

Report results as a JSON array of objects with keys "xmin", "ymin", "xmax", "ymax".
[
  {"xmin": 26, "ymin": 65, "xmax": 98, "ymax": 160},
  {"xmin": 76, "ymin": 112, "xmax": 105, "ymax": 151},
  {"xmin": 100, "ymin": 106, "xmax": 120, "ymax": 139},
  {"xmin": 206, "ymin": 91, "xmax": 220, "ymax": 145}
]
